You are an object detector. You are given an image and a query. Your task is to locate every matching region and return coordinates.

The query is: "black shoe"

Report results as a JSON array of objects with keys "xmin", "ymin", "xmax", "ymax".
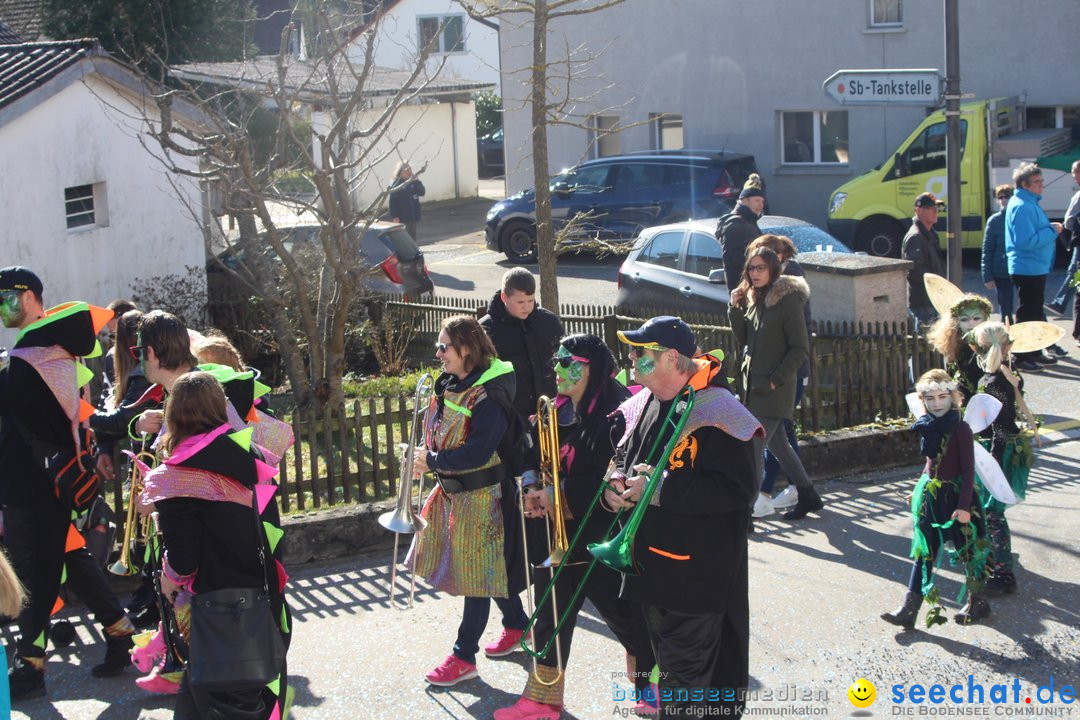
[
  {"xmin": 984, "ymin": 571, "xmax": 1017, "ymax": 596},
  {"xmin": 881, "ymin": 591, "xmax": 923, "ymax": 629},
  {"xmin": 1036, "ymin": 350, "xmax": 1058, "ymax": 364},
  {"xmin": 1047, "ymin": 343, "xmax": 1068, "ymax": 357},
  {"xmin": 91, "ymin": 634, "xmax": 134, "ymax": 678},
  {"xmin": 1014, "ymin": 359, "xmax": 1043, "ymax": 373},
  {"xmin": 9, "ymin": 656, "xmax": 46, "ymax": 701},
  {"xmin": 782, "ymin": 486, "xmax": 824, "ymax": 520},
  {"xmin": 954, "ymin": 594, "xmax": 991, "ymax": 625}
]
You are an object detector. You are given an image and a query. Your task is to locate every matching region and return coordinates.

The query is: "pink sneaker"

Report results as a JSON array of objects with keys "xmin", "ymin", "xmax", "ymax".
[
  {"xmin": 135, "ymin": 667, "xmax": 182, "ymax": 695},
  {"xmin": 634, "ymin": 684, "xmax": 660, "ymax": 716},
  {"xmin": 424, "ymin": 655, "xmax": 478, "ymax": 687},
  {"xmin": 493, "ymin": 697, "xmax": 562, "ymax": 720},
  {"xmin": 483, "ymin": 628, "xmax": 530, "ymax": 657}
]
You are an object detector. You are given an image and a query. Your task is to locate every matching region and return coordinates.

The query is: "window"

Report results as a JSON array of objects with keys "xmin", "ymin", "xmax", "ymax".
[
  {"xmin": 554, "ymin": 164, "xmax": 611, "ymax": 194},
  {"xmin": 781, "ymin": 110, "xmax": 849, "ymax": 165},
  {"xmin": 589, "ymin": 114, "xmax": 620, "ymax": 158},
  {"xmin": 684, "ymin": 232, "xmax": 723, "ymax": 278},
  {"xmin": 870, "ymin": 0, "xmax": 902, "ymax": 27},
  {"xmin": 892, "ymin": 120, "xmax": 968, "ymax": 178},
  {"xmin": 638, "ymin": 230, "xmax": 684, "ymax": 270},
  {"xmin": 417, "ymin": 15, "xmax": 465, "ymax": 53},
  {"xmin": 612, "ymin": 163, "xmax": 664, "ymax": 193},
  {"xmin": 64, "ymin": 183, "xmax": 108, "ymax": 230},
  {"xmin": 650, "ymin": 113, "xmax": 684, "ymax": 150}
]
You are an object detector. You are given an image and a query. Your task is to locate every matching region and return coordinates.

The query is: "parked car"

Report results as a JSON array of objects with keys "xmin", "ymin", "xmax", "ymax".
[
  {"xmin": 615, "ymin": 215, "xmax": 852, "ymax": 318},
  {"xmin": 208, "ymin": 221, "xmax": 434, "ymax": 301},
  {"xmin": 477, "ymin": 127, "xmax": 504, "ymax": 177},
  {"xmin": 484, "ymin": 150, "xmax": 759, "ymax": 263}
]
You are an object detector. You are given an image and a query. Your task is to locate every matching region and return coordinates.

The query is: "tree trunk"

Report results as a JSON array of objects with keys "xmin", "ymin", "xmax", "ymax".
[{"xmin": 531, "ymin": 0, "xmax": 559, "ymax": 315}]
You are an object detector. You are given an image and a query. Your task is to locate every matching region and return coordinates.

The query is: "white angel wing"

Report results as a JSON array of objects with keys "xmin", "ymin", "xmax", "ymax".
[
  {"xmin": 964, "ymin": 393, "xmax": 1002, "ymax": 434},
  {"xmin": 906, "ymin": 392, "xmax": 926, "ymax": 418},
  {"xmin": 973, "ymin": 442, "xmax": 1017, "ymax": 506}
]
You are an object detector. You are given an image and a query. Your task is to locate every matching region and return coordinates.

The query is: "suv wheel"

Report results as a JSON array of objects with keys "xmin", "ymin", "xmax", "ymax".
[
  {"xmin": 857, "ymin": 217, "xmax": 903, "ymax": 258},
  {"xmin": 501, "ymin": 220, "xmax": 538, "ymax": 263}
]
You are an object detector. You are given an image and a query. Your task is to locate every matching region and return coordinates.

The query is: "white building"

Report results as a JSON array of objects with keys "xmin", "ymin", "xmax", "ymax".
[
  {"xmin": 497, "ymin": 0, "xmax": 1080, "ymax": 232},
  {"xmin": 0, "ymin": 40, "xmax": 207, "ymax": 345}
]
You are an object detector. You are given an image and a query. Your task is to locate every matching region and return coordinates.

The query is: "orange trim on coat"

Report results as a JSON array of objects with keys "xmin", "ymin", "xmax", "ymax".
[{"xmin": 647, "ymin": 546, "xmax": 691, "ymax": 561}]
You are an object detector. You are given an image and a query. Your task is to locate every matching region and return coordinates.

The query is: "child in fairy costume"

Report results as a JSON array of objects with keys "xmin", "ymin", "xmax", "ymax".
[
  {"xmin": 881, "ymin": 369, "xmax": 991, "ymax": 628},
  {"xmin": 969, "ymin": 321, "xmax": 1038, "ymax": 596},
  {"xmin": 927, "ymin": 294, "xmax": 993, "ymax": 402}
]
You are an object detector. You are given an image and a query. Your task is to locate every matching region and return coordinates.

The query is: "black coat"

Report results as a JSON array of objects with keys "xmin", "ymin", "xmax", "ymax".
[
  {"xmin": 479, "ymin": 291, "xmax": 565, "ymax": 422},
  {"xmin": 387, "ymin": 177, "xmax": 425, "ymax": 223},
  {"xmin": 716, "ymin": 204, "xmax": 762, "ymax": 289},
  {"xmin": 902, "ymin": 218, "xmax": 945, "ymax": 310}
]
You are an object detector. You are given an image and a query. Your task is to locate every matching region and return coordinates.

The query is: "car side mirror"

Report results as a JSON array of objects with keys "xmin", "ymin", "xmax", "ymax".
[
  {"xmin": 553, "ymin": 182, "xmax": 572, "ymax": 198},
  {"xmin": 709, "ymin": 269, "xmax": 726, "ymax": 284}
]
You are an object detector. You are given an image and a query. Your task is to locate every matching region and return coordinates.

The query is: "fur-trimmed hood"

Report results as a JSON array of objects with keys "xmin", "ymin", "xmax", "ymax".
[{"xmin": 750, "ymin": 274, "xmax": 810, "ymax": 308}]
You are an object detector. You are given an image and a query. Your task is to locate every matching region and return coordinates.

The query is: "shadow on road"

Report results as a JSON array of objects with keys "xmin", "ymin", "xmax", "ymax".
[{"xmin": 430, "ymin": 271, "xmax": 478, "ymax": 293}]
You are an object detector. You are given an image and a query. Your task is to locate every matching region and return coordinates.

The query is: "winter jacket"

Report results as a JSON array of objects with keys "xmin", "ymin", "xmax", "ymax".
[
  {"xmin": 728, "ymin": 275, "xmax": 810, "ymax": 420},
  {"xmin": 89, "ymin": 367, "xmax": 151, "ymax": 455},
  {"xmin": 716, "ymin": 204, "xmax": 762, "ymax": 289},
  {"xmin": 387, "ymin": 177, "xmax": 425, "ymax": 224},
  {"xmin": 480, "ymin": 291, "xmax": 565, "ymax": 422},
  {"xmin": 981, "ymin": 209, "xmax": 1009, "ymax": 282},
  {"xmin": 1005, "ymin": 187, "xmax": 1057, "ymax": 276},
  {"xmin": 781, "ymin": 259, "xmax": 813, "ymax": 379},
  {"xmin": 901, "ymin": 218, "xmax": 945, "ymax": 310}
]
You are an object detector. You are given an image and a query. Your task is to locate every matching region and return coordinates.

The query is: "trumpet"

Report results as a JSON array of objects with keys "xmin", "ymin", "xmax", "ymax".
[
  {"xmin": 378, "ymin": 372, "xmax": 435, "ymax": 609},
  {"xmin": 521, "ymin": 385, "xmax": 695, "ymax": 660},
  {"xmin": 108, "ymin": 436, "xmax": 157, "ymax": 577}
]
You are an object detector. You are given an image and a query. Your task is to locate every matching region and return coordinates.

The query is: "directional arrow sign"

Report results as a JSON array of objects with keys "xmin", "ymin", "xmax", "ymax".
[{"xmin": 823, "ymin": 69, "xmax": 942, "ymax": 106}]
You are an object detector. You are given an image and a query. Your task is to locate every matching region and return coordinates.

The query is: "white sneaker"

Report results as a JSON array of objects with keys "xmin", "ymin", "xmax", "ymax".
[
  {"xmin": 752, "ymin": 493, "xmax": 775, "ymax": 518},
  {"xmin": 772, "ymin": 486, "xmax": 799, "ymax": 509}
]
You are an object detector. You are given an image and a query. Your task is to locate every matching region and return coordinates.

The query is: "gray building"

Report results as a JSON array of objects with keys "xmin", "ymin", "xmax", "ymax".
[{"xmin": 497, "ymin": 0, "xmax": 1079, "ymax": 231}]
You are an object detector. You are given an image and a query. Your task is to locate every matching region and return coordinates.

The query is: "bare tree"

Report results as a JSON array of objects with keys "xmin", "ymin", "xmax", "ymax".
[
  {"xmin": 459, "ymin": 0, "xmax": 628, "ymax": 312},
  {"xmin": 136, "ymin": 1, "xmax": 451, "ymax": 408}
]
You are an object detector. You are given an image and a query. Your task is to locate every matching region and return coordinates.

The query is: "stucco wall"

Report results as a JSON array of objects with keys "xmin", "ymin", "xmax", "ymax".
[
  {"xmin": 0, "ymin": 74, "xmax": 205, "ymax": 348},
  {"xmin": 498, "ymin": 0, "xmax": 1080, "ymax": 228}
]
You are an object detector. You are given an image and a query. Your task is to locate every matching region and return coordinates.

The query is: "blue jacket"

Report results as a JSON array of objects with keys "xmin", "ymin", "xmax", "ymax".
[
  {"xmin": 1004, "ymin": 187, "xmax": 1057, "ymax": 275},
  {"xmin": 981, "ymin": 209, "xmax": 1009, "ymax": 281}
]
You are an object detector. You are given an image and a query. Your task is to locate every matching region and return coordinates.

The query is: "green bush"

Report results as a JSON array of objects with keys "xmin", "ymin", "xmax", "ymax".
[
  {"xmin": 474, "ymin": 91, "xmax": 502, "ymax": 137},
  {"xmin": 342, "ymin": 366, "xmax": 441, "ymax": 399}
]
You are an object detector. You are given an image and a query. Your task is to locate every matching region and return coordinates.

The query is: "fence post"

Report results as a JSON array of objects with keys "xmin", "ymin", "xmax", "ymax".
[
  {"xmin": 292, "ymin": 411, "xmax": 305, "ymax": 510},
  {"xmin": 323, "ymin": 406, "xmax": 336, "ymax": 506},
  {"xmin": 353, "ymin": 399, "xmax": 366, "ymax": 500},
  {"xmin": 367, "ymin": 397, "xmax": 382, "ymax": 499},
  {"xmin": 307, "ymin": 408, "xmax": 321, "ymax": 508},
  {"xmin": 338, "ymin": 402, "xmax": 352, "ymax": 504}
]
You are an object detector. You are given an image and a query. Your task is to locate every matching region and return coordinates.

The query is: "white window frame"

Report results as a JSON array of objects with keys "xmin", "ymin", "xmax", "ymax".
[
  {"xmin": 588, "ymin": 114, "xmax": 621, "ymax": 158},
  {"xmin": 869, "ymin": 0, "xmax": 903, "ymax": 28},
  {"xmin": 780, "ymin": 110, "xmax": 849, "ymax": 166},
  {"xmin": 417, "ymin": 14, "xmax": 466, "ymax": 54},
  {"xmin": 64, "ymin": 182, "xmax": 109, "ymax": 232},
  {"xmin": 649, "ymin": 113, "xmax": 684, "ymax": 150}
]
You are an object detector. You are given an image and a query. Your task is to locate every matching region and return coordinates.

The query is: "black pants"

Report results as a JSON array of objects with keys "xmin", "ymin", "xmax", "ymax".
[
  {"xmin": 1011, "ymin": 274, "xmax": 1047, "ymax": 361},
  {"xmin": 174, "ymin": 666, "xmax": 282, "ymax": 720},
  {"xmin": 64, "ymin": 538, "xmax": 127, "ymax": 628},
  {"xmin": 5, "ymin": 501, "xmax": 69, "ymax": 659},
  {"xmin": 644, "ymin": 605, "xmax": 748, "ymax": 719},
  {"xmin": 531, "ymin": 561, "xmax": 654, "ymax": 690}
]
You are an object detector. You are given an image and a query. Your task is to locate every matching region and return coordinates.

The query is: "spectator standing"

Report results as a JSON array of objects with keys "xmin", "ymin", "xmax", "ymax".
[
  {"xmin": 1005, "ymin": 163, "xmax": 1064, "ymax": 369},
  {"xmin": 1046, "ymin": 160, "xmax": 1080, "ymax": 318},
  {"xmin": 901, "ymin": 192, "xmax": 947, "ymax": 332},
  {"xmin": 716, "ymin": 174, "xmax": 766, "ymax": 290},
  {"xmin": 388, "ymin": 161, "xmax": 426, "ymax": 241},
  {"xmin": 981, "ymin": 185, "xmax": 1016, "ymax": 324}
]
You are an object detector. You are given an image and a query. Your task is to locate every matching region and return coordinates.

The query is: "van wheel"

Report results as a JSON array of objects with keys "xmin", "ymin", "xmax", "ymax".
[
  {"xmin": 502, "ymin": 221, "xmax": 538, "ymax": 263},
  {"xmin": 857, "ymin": 218, "xmax": 904, "ymax": 258}
]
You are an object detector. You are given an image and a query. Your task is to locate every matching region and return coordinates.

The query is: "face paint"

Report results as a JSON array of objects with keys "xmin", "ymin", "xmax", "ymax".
[
  {"xmin": 0, "ymin": 291, "xmax": 23, "ymax": 328},
  {"xmin": 956, "ymin": 309, "xmax": 987, "ymax": 333},
  {"xmin": 921, "ymin": 389, "xmax": 953, "ymax": 417},
  {"xmin": 634, "ymin": 352, "xmax": 656, "ymax": 377},
  {"xmin": 555, "ymin": 359, "xmax": 584, "ymax": 393}
]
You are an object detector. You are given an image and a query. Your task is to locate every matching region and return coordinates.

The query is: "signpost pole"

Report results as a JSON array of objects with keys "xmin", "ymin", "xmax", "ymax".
[{"xmin": 944, "ymin": 0, "xmax": 963, "ymax": 284}]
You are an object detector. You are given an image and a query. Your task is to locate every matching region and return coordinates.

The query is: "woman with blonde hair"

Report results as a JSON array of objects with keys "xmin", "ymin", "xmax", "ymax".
[
  {"xmin": 0, "ymin": 547, "xmax": 25, "ymax": 619},
  {"xmin": 926, "ymin": 294, "xmax": 993, "ymax": 401}
]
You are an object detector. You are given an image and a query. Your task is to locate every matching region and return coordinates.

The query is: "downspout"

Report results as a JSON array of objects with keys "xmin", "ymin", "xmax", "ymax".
[{"xmin": 451, "ymin": 101, "xmax": 461, "ymax": 198}]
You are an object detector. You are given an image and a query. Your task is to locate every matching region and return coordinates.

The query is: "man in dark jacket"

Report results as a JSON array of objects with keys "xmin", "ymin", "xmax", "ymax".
[
  {"xmin": 607, "ymin": 316, "xmax": 763, "ymax": 719},
  {"xmin": 388, "ymin": 161, "xmax": 426, "ymax": 241},
  {"xmin": 902, "ymin": 192, "xmax": 947, "ymax": 331},
  {"xmin": 0, "ymin": 267, "xmax": 134, "ymax": 701},
  {"xmin": 716, "ymin": 173, "xmax": 766, "ymax": 289},
  {"xmin": 479, "ymin": 268, "xmax": 565, "ymax": 423}
]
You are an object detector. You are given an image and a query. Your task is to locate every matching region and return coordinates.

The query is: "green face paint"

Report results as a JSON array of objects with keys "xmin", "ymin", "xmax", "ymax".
[
  {"xmin": 956, "ymin": 310, "xmax": 987, "ymax": 333},
  {"xmin": 554, "ymin": 347, "xmax": 585, "ymax": 393},
  {"xmin": 634, "ymin": 353, "xmax": 656, "ymax": 377},
  {"xmin": 0, "ymin": 291, "xmax": 23, "ymax": 328}
]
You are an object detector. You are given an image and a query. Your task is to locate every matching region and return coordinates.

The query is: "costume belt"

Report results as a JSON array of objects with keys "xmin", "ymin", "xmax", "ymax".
[{"xmin": 436, "ymin": 464, "xmax": 505, "ymax": 494}]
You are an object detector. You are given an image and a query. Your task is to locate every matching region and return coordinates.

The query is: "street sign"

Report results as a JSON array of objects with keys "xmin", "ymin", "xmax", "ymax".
[{"xmin": 823, "ymin": 69, "xmax": 942, "ymax": 106}]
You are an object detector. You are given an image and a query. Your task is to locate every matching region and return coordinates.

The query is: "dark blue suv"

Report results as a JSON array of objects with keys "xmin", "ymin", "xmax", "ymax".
[{"xmin": 484, "ymin": 150, "xmax": 759, "ymax": 262}]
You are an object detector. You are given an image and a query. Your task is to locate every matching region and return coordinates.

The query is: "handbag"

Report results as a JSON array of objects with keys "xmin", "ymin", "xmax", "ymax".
[
  {"xmin": 11, "ymin": 418, "xmax": 101, "ymax": 513},
  {"xmin": 187, "ymin": 490, "xmax": 286, "ymax": 691}
]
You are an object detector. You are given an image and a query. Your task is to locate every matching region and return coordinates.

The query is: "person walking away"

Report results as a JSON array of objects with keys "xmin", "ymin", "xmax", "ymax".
[
  {"xmin": 1045, "ymin": 160, "xmax": 1080, "ymax": 326},
  {"xmin": 388, "ymin": 161, "xmax": 426, "ymax": 241},
  {"xmin": 981, "ymin": 185, "xmax": 1016, "ymax": 324},
  {"xmin": 715, "ymin": 174, "xmax": 766, "ymax": 290},
  {"xmin": 902, "ymin": 193, "xmax": 947, "ymax": 332}
]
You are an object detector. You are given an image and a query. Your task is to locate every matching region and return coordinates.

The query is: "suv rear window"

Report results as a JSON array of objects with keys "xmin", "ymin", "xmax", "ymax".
[
  {"xmin": 723, "ymin": 158, "xmax": 757, "ymax": 189},
  {"xmin": 378, "ymin": 227, "xmax": 422, "ymax": 261}
]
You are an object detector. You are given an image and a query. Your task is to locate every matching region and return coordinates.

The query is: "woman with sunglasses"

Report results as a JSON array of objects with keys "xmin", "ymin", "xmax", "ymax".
[
  {"xmin": 729, "ymin": 246, "xmax": 823, "ymax": 521},
  {"xmin": 409, "ymin": 315, "xmax": 530, "ymax": 687},
  {"xmin": 496, "ymin": 334, "xmax": 657, "ymax": 720}
]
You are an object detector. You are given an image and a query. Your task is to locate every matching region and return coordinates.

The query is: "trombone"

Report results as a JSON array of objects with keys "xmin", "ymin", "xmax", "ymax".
[
  {"xmin": 108, "ymin": 435, "xmax": 157, "ymax": 577},
  {"xmin": 378, "ymin": 372, "xmax": 435, "ymax": 609},
  {"xmin": 520, "ymin": 386, "xmax": 695, "ymax": 660}
]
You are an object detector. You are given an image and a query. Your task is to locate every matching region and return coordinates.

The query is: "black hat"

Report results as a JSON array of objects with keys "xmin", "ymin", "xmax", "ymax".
[
  {"xmin": 914, "ymin": 192, "xmax": 943, "ymax": 209},
  {"xmin": 738, "ymin": 173, "xmax": 765, "ymax": 200},
  {"xmin": 617, "ymin": 316, "xmax": 696, "ymax": 358},
  {"xmin": 0, "ymin": 266, "xmax": 43, "ymax": 295}
]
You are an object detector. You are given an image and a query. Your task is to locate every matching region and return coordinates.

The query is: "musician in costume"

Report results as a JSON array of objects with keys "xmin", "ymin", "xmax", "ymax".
[
  {"xmin": 926, "ymin": 294, "xmax": 993, "ymax": 402},
  {"xmin": 605, "ymin": 316, "xmax": 763, "ymax": 719},
  {"xmin": 495, "ymin": 334, "xmax": 656, "ymax": 720},
  {"xmin": 408, "ymin": 315, "xmax": 529, "ymax": 687},
  {"xmin": 882, "ymin": 369, "xmax": 990, "ymax": 629},
  {"xmin": 970, "ymin": 322, "xmax": 1037, "ymax": 596},
  {"xmin": 0, "ymin": 267, "xmax": 135, "ymax": 701},
  {"xmin": 140, "ymin": 371, "xmax": 290, "ymax": 719}
]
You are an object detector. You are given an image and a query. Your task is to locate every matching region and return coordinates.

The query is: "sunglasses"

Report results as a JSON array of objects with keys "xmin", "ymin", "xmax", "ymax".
[
  {"xmin": 129, "ymin": 344, "xmax": 147, "ymax": 360},
  {"xmin": 629, "ymin": 345, "xmax": 665, "ymax": 358},
  {"xmin": 434, "ymin": 342, "xmax": 451, "ymax": 353},
  {"xmin": 552, "ymin": 354, "xmax": 590, "ymax": 368}
]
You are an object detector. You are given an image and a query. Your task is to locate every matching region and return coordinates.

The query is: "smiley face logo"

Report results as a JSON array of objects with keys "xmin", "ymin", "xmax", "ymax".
[{"xmin": 848, "ymin": 678, "xmax": 876, "ymax": 708}]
